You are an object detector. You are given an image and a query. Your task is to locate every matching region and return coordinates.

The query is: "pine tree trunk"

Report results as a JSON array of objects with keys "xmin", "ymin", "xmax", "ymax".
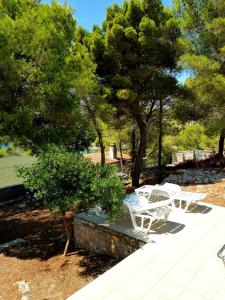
[
  {"xmin": 118, "ymin": 135, "xmax": 123, "ymax": 170},
  {"xmin": 157, "ymin": 99, "xmax": 163, "ymax": 183},
  {"xmin": 218, "ymin": 129, "xmax": 225, "ymax": 156},
  {"xmin": 132, "ymin": 123, "xmax": 147, "ymax": 187},
  {"xmin": 96, "ymin": 128, "xmax": 105, "ymax": 165},
  {"xmin": 84, "ymin": 101, "xmax": 105, "ymax": 165},
  {"xmin": 131, "ymin": 129, "xmax": 136, "ymax": 164},
  {"xmin": 130, "ymin": 129, "xmax": 136, "ymax": 179},
  {"xmin": 61, "ymin": 210, "xmax": 71, "ymax": 256}
]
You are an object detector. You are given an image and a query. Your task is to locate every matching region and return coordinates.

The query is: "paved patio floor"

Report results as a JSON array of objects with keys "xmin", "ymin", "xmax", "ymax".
[{"xmin": 68, "ymin": 202, "xmax": 225, "ymax": 300}]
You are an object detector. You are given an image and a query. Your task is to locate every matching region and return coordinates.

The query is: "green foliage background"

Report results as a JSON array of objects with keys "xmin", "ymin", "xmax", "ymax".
[
  {"xmin": 0, "ymin": 0, "xmax": 95, "ymax": 152},
  {"xmin": 18, "ymin": 145, "xmax": 125, "ymax": 219}
]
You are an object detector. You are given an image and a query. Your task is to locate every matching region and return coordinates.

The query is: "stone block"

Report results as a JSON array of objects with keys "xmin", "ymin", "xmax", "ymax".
[
  {"xmin": 184, "ymin": 151, "xmax": 194, "ymax": 161},
  {"xmin": 74, "ymin": 212, "xmax": 145, "ymax": 259}
]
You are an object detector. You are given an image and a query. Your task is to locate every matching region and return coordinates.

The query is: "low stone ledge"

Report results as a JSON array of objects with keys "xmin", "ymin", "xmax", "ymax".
[{"xmin": 74, "ymin": 211, "xmax": 146, "ymax": 259}]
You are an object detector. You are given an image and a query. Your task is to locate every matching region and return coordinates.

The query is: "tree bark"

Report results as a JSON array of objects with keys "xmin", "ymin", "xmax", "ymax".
[
  {"xmin": 132, "ymin": 123, "xmax": 147, "ymax": 187},
  {"xmin": 157, "ymin": 99, "xmax": 163, "ymax": 183},
  {"xmin": 61, "ymin": 210, "xmax": 71, "ymax": 256},
  {"xmin": 130, "ymin": 129, "xmax": 136, "ymax": 178},
  {"xmin": 131, "ymin": 129, "xmax": 136, "ymax": 164},
  {"xmin": 85, "ymin": 101, "xmax": 105, "ymax": 165},
  {"xmin": 130, "ymin": 100, "xmax": 155, "ymax": 187},
  {"xmin": 218, "ymin": 129, "xmax": 225, "ymax": 156},
  {"xmin": 118, "ymin": 134, "xmax": 123, "ymax": 170},
  {"xmin": 96, "ymin": 128, "xmax": 105, "ymax": 165}
]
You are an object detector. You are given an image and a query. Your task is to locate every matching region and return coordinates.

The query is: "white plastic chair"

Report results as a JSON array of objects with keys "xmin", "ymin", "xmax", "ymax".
[
  {"xmin": 163, "ymin": 182, "xmax": 182, "ymax": 195},
  {"xmin": 135, "ymin": 182, "xmax": 207, "ymax": 212},
  {"xmin": 162, "ymin": 182, "xmax": 207, "ymax": 212},
  {"xmin": 123, "ymin": 193, "xmax": 171, "ymax": 233},
  {"xmin": 135, "ymin": 185, "xmax": 155, "ymax": 199},
  {"xmin": 135, "ymin": 183, "xmax": 180, "ymax": 200}
]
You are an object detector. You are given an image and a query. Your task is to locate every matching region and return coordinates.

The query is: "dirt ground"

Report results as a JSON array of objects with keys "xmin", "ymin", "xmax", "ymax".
[
  {"xmin": 0, "ymin": 201, "xmax": 120, "ymax": 300},
  {"xmin": 183, "ymin": 178, "xmax": 225, "ymax": 208},
  {"xmin": 0, "ymin": 179, "xmax": 224, "ymax": 300}
]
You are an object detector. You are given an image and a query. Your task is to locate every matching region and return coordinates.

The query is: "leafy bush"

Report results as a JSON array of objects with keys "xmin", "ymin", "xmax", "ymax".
[
  {"xmin": 23, "ymin": 149, "xmax": 31, "ymax": 156},
  {"xmin": 88, "ymin": 164, "xmax": 126, "ymax": 218},
  {"xmin": 0, "ymin": 149, "xmax": 8, "ymax": 157},
  {"xmin": 175, "ymin": 123, "xmax": 218, "ymax": 151},
  {"xmin": 18, "ymin": 145, "xmax": 125, "ymax": 219},
  {"xmin": 18, "ymin": 145, "xmax": 125, "ymax": 255},
  {"xmin": 146, "ymin": 121, "xmax": 218, "ymax": 166}
]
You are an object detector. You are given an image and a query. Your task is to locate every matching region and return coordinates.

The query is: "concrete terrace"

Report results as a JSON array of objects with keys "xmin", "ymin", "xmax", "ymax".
[{"xmin": 68, "ymin": 202, "xmax": 225, "ymax": 300}]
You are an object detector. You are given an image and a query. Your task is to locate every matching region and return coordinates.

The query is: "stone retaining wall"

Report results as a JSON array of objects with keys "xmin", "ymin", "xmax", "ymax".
[
  {"xmin": 172, "ymin": 149, "xmax": 215, "ymax": 165},
  {"xmin": 163, "ymin": 169, "xmax": 225, "ymax": 185},
  {"xmin": 74, "ymin": 213, "xmax": 143, "ymax": 259}
]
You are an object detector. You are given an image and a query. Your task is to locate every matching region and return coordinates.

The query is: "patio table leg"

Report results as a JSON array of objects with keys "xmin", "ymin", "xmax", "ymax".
[{"xmin": 183, "ymin": 201, "xmax": 190, "ymax": 212}]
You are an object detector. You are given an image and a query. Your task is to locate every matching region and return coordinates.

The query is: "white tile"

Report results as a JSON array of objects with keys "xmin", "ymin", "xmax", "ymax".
[
  {"xmin": 142, "ymin": 290, "xmax": 172, "ymax": 300},
  {"xmin": 119, "ymin": 277, "xmax": 151, "ymax": 300},
  {"xmin": 213, "ymin": 288, "xmax": 225, "ymax": 300},
  {"xmin": 68, "ymin": 205, "xmax": 225, "ymax": 300},
  {"xmin": 178, "ymin": 289, "xmax": 209, "ymax": 300},
  {"xmin": 132, "ymin": 269, "xmax": 162, "ymax": 288},
  {"xmin": 104, "ymin": 290, "xmax": 129, "ymax": 300},
  {"xmin": 150, "ymin": 282, "xmax": 183, "ymax": 299}
]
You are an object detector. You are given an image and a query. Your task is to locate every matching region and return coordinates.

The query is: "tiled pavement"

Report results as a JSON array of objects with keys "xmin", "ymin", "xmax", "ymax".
[{"xmin": 68, "ymin": 203, "xmax": 225, "ymax": 300}]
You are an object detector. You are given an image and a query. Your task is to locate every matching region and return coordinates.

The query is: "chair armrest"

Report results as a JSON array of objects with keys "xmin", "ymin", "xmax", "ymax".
[
  {"xmin": 146, "ymin": 199, "xmax": 172, "ymax": 209},
  {"xmin": 217, "ymin": 244, "xmax": 225, "ymax": 261},
  {"xmin": 135, "ymin": 206, "xmax": 171, "ymax": 219},
  {"xmin": 173, "ymin": 192, "xmax": 207, "ymax": 201}
]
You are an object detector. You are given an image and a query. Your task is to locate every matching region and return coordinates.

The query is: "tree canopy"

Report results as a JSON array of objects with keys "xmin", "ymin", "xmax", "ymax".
[
  {"xmin": 86, "ymin": 0, "xmax": 182, "ymax": 185},
  {"xmin": 1, "ymin": 0, "xmax": 224, "ymax": 185},
  {"xmin": 174, "ymin": 0, "xmax": 225, "ymax": 154},
  {"xmin": 0, "ymin": 0, "xmax": 95, "ymax": 151}
]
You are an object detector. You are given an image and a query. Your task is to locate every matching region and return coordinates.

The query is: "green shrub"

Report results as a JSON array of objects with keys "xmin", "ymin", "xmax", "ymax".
[
  {"xmin": 175, "ymin": 123, "xmax": 218, "ymax": 150},
  {"xmin": 23, "ymin": 149, "xmax": 31, "ymax": 156},
  {"xmin": 0, "ymin": 149, "xmax": 8, "ymax": 157},
  {"xmin": 17, "ymin": 145, "xmax": 125, "ymax": 254},
  {"xmin": 88, "ymin": 164, "xmax": 126, "ymax": 218},
  {"xmin": 18, "ymin": 145, "xmax": 125, "ymax": 217}
]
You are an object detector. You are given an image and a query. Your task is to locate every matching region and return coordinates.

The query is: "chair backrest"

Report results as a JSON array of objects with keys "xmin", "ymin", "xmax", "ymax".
[
  {"xmin": 135, "ymin": 185, "xmax": 154, "ymax": 199},
  {"xmin": 151, "ymin": 188, "xmax": 170, "ymax": 198},
  {"xmin": 123, "ymin": 193, "xmax": 149, "ymax": 213},
  {"xmin": 163, "ymin": 182, "xmax": 181, "ymax": 195}
]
